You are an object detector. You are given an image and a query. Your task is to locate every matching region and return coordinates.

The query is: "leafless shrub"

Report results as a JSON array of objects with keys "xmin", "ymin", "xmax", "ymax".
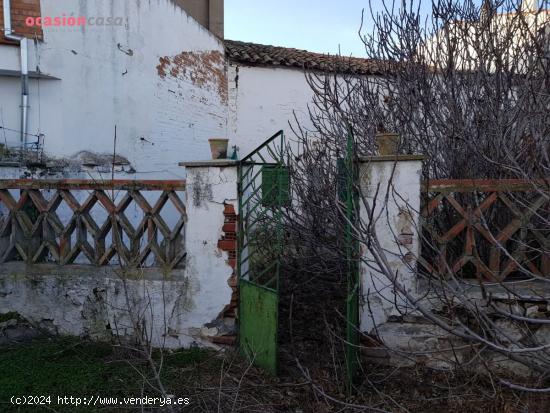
[{"xmin": 280, "ymin": 0, "xmax": 550, "ymax": 397}]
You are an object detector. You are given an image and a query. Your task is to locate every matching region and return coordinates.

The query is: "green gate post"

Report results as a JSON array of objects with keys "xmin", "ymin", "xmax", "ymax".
[{"xmin": 344, "ymin": 131, "xmax": 359, "ymax": 392}]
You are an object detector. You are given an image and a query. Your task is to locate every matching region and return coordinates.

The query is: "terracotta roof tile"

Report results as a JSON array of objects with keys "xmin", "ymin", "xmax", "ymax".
[{"xmin": 224, "ymin": 40, "xmax": 384, "ymax": 75}]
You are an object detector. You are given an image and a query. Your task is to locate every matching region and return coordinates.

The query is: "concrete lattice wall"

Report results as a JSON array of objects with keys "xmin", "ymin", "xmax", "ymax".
[{"xmin": 0, "ymin": 163, "xmax": 239, "ymax": 348}]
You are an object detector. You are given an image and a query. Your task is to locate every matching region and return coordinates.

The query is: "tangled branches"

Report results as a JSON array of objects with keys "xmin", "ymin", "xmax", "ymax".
[{"xmin": 280, "ymin": 0, "xmax": 550, "ymax": 398}]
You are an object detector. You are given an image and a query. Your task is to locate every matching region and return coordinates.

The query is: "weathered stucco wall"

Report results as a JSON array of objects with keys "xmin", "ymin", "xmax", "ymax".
[
  {"xmin": 183, "ymin": 162, "xmax": 238, "ymax": 342},
  {"xmin": 227, "ymin": 63, "xmax": 315, "ymax": 156},
  {"xmin": 358, "ymin": 157, "xmax": 424, "ymax": 333},
  {"xmin": 354, "ymin": 156, "xmax": 550, "ymax": 376},
  {"xmin": 0, "ymin": 264, "xmax": 199, "ymax": 347},
  {"xmin": 0, "ymin": 0, "xmax": 228, "ymax": 179}
]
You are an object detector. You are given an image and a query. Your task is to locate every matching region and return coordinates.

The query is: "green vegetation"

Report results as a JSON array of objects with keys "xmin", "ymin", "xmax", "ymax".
[
  {"xmin": 0, "ymin": 337, "xmax": 213, "ymax": 412},
  {"xmin": 162, "ymin": 346, "xmax": 210, "ymax": 367},
  {"xmin": 0, "ymin": 312, "xmax": 24, "ymax": 323}
]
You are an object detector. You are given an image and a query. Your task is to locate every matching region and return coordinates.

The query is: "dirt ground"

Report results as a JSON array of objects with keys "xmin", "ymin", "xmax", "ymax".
[
  {"xmin": 2, "ymin": 271, "xmax": 550, "ymax": 413},
  {"xmin": 165, "ymin": 347, "xmax": 550, "ymax": 413},
  {"xmin": 1, "ymin": 322, "xmax": 549, "ymax": 412}
]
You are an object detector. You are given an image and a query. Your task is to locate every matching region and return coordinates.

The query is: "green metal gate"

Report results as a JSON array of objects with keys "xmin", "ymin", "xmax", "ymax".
[
  {"xmin": 342, "ymin": 132, "xmax": 360, "ymax": 390},
  {"xmin": 238, "ymin": 131, "xmax": 287, "ymax": 375},
  {"xmin": 238, "ymin": 130, "xmax": 359, "ymax": 383}
]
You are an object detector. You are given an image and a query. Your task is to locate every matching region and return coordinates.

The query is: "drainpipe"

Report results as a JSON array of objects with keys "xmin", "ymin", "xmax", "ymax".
[{"xmin": 3, "ymin": 0, "xmax": 30, "ymax": 149}]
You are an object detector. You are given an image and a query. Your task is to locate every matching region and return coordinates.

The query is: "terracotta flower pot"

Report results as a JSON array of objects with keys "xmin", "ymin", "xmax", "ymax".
[
  {"xmin": 375, "ymin": 132, "xmax": 400, "ymax": 155},
  {"xmin": 208, "ymin": 138, "xmax": 229, "ymax": 159}
]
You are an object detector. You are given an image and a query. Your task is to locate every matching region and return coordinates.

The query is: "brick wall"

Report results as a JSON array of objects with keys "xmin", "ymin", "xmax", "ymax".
[
  {"xmin": 213, "ymin": 202, "xmax": 238, "ymax": 346},
  {"xmin": 0, "ymin": 0, "xmax": 43, "ymax": 44}
]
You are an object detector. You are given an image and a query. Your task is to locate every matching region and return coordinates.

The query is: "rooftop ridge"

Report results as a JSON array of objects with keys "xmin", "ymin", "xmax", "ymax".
[{"xmin": 224, "ymin": 39, "xmax": 385, "ymax": 75}]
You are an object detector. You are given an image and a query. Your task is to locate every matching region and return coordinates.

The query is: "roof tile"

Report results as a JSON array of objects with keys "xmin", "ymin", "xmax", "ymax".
[{"xmin": 224, "ymin": 40, "xmax": 384, "ymax": 75}]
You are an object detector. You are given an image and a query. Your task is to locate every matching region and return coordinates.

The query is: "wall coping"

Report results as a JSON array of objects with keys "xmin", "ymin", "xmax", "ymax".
[
  {"xmin": 178, "ymin": 156, "xmax": 424, "ymax": 167},
  {"xmin": 0, "ymin": 162, "xmax": 20, "ymax": 167},
  {"xmin": 179, "ymin": 160, "xmax": 239, "ymax": 168},
  {"xmin": 358, "ymin": 155, "xmax": 425, "ymax": 163},
  {"xmin": 0, "ymin": 262, "xmax": 185, "ymax": 281}
]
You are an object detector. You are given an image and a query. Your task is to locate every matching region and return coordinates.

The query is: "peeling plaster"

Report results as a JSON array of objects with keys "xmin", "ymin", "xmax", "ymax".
[
  {"xmin": 156, "ymin": 51, "xmax": 228, "ymax": 104},
  {"xmin": 191, "ymin": 171, "xmax": 214, "ymax": 207}
]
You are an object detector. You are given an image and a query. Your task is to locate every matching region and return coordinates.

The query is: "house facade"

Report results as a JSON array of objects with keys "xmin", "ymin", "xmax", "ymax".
[
  {"xmin": 0, "ymin": 0, "xmax": 384, "ymax": 347},
  {"xmin": 225, "ymin": 40, "xmax": 380, "ymax": 156},
  {"xmin": 0, "ymin": 0, "xmax": 379, "ymax": 180},
  {"xmin": 0, "ymin": 0, "xmax": 227, "ymax": 179}
]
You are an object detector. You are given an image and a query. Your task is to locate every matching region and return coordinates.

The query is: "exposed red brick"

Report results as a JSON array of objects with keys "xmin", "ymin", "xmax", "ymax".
[
  {"xmin": 216, "ymin": 202, "xmax": 239, "ymax": 323},
  {"xmin": 228, "ymin": 275, "xmax": 237, "ymax": 288},
  {"xmin": 222, "ymin": 306, "xmax": 236, "ymax": 318},
  {"xmin": 217, "ymin": 239, "xmax": 236, "ymax": 251},
  {"xmin": 222, "ymin": 222, "xmax": 236, "ymax": 233},
  {"xmin": 156, "ymin": 50, "xmax": 228, "ymax": 103},
  {"xmin": 398, "ymin": 233, "xmax": 413, "ymax": 246},
  {"xmin": 0, "ymin": 0, "xmax": 43, "ymax": 44},
  {"xmin": 156, "ymin": 56, "xmax": 170, "ymax": 78},
  {"xmin": 224, "ymin": 203, "xmax": 236, "ymax": 214}
]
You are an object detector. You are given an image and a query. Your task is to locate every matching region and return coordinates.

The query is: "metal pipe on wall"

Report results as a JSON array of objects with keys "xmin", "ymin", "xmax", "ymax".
[{"xmin": 3, "ymin": 0, "xmax": 30, "ymax": 148}]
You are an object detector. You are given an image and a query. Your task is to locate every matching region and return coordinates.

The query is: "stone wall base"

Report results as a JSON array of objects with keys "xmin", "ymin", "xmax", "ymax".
[
  {"xmin": 0, "ymin": 263, "xmax": 235, "ymax": 349},
  {"xmin": 363, "ymin": 318, "xmax": 549, "ymax": 378}
]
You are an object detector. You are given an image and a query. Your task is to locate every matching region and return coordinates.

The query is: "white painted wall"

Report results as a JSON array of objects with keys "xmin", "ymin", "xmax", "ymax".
[
  {"xmin": 0, "ymin": 266, "xmax": 199, "ymax": 348},
  {"xmin": 228, "ymin": 63, "xmax": 315, "ymax": 156},
  {"xmin": 358, "ymin": 157, "xmax": 423, "ymax": 333},
  {"xmin": 0, "ymin": 0, "xmax": 228, "ymax": 179}
]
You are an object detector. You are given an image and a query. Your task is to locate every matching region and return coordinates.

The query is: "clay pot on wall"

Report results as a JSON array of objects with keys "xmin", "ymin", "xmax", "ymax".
[
  {"xmin": 375, "ymin": 132, "xmax": 400, "ymax": 155},
  {"xmin": 208, "ymin": 138, "xmax": 229, "ymax": 159}
]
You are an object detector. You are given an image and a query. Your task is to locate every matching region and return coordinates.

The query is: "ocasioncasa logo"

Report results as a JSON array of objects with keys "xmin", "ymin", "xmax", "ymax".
[{"xmin": 25, "ymin": 14, "xmax": 127, "ymax": 27}]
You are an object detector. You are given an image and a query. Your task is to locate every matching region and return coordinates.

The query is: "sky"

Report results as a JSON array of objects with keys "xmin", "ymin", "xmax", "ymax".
[
  {"xmin": 225, "ymin": 0, "xmax": 490, "ymax": 57},
  {"xmin": 225, "ymin": 1, "xmax": 432, "ymax": 57}
]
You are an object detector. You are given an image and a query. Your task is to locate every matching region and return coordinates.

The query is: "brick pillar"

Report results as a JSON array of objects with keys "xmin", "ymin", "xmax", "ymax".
[{"xmin": 358, "ymin": 154, "xmax": 424, "ymax": 333}]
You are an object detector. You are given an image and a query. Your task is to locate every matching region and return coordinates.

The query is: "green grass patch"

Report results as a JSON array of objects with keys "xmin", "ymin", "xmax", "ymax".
[
  {"xmin": 163, "ymin": 346, "xmax": 210, "ymax": 368},
  {"xmin": 0, "ymin": 337, "xmax": 215, "ymax": 412},
  {"xmin": 0, "ymin": 312, "xmax": 24, "ymax": 323}
]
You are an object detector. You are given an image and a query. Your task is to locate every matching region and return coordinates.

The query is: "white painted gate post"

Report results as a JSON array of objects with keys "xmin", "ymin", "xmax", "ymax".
[
  {"xmin": 179, "ymin": 159, "xmax": 240, "ymax": 346},
  {"xmin": 357, "ymin": 153, "xmax": 424, "ymax": 334}
]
